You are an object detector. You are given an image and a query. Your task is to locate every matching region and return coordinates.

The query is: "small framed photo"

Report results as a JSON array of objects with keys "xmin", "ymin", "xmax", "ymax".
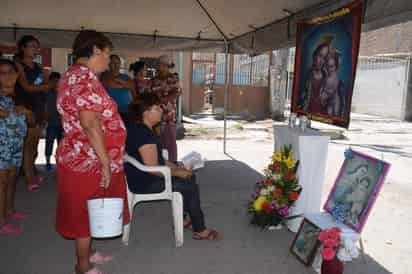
[
  {"xmin": 290, "ymin": 218, "xmax": 321, "ymax": 266},
  {"xmin": 324, "ymin": 149, "xmax": 390, "ymax": 232}
]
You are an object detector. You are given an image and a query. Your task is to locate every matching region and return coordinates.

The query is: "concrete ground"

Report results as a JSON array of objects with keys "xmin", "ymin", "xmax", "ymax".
[{"xmin": 1, "ymin": 113, "xmax": 411, "ymax": 274}]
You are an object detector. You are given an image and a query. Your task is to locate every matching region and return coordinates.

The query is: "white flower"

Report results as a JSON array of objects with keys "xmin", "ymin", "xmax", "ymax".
[
  {"xmin": 268, "ymin": 186, "xmax": 275, "ymax": 192},
  {"xmin": 273, "ymin": 174, "xmax": 281, "ymax": 181},
  {"xmin": 63, "ymin": 122, "xmax": 73, "ymax": 132},
  {"xmin": 76, "ymin": 98, "xmax": 88, "ymax": 107},
  {"xmin": 87, "ymin": 148, "xmax": 97, "ymax": 159},
  {"xmin": 88, "ymin": 93, "xmax": 102, "ymax": 104},
  {"xmin": 337, "ymin": 239, "xmax": 359, "ymax": 261},
  {"xmin": 68, "ymin": 75, "xmax": 77, "ymax": 85},
  {"xmin": 74, "ymin": 142, "xmax": 83, "ymax": 153},
  {"xmin": 260, "ymin": 189, "xmax": 269, "ymax": 196},
  {"xmin": 102, "ymin": 109, "xmax": 113, "ymax": 118}
]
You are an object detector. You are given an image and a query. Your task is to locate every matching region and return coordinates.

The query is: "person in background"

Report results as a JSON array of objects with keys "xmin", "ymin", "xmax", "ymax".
[
  {"xmin": 129, "ymin": 60, "xmax": 150, "ymax": 95},
  {"xmin": 44, "ymin": 72, "xmax": 63, "ymax": 171},
  {"xmin": 151, "ymin": 55, "xmax": 181, "ymax": 162},
  {"xmin": 55, "ymin": 30, "xmax": 130, "ymax": 274},
  {"xmin": 101, "ymin": 54, "xmax": 136, "ymax": 122},
  {"xmin": 14, "ymin": 35, "xmax": 49, "ymax": 192},
  {"xmin": 125, "ymin": 93, "xmax": 222, "ymax": 241},
  {"xmin": 0, "ymin": 59, "xmax": 29, "ymax": 235}
]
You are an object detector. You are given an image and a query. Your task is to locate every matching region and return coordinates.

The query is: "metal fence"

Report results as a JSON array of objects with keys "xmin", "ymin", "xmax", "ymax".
[
  {"xmin": 192, "ymin": 52, "xmax": 269, "ymax": 87},
  {"xmin": 282, "ymin": 48, "xmax": 411, "ymax": 119}
]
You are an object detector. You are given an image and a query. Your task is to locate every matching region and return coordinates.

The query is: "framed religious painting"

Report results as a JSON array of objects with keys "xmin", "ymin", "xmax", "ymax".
[
  {"xmin": 291, "ymin": 0, "xmax": 363, "ymax": 128},
  {"xmin": 324, "ymin": 149, "xmax": 390, "ymax": 232},
  {"xmin": 290, "ymin": 218, "xmax": 321, "ymax": 266}
]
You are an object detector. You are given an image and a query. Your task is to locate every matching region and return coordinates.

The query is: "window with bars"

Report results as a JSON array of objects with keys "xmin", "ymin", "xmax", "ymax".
[
  {"xmin": 192, "ymin": 52, "xmax": 269, "ymax": 87},
  {"xmin": 233, "ymin": 53, "xmax": 270, "ymax": 86},
  {"xmin": 192, "ymin": 53, "xmax": 215, "ymax": 84}
]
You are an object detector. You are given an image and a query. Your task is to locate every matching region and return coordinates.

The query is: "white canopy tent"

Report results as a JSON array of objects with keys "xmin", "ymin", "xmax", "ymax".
[
  {"xmin": 1, "ymin": 0, "xmax": 411, "ymax": 52},
  {"xmin": 1, "ymin": 0, "xmax": 412, "ymax": 151}
]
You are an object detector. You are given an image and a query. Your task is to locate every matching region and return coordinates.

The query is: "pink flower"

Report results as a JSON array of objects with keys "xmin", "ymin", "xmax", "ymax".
[
  {"xmin": 321, "ymin": 247, "xmax": 336, "ymax": 260},
  {"xmin": 328, "ymin": 229, "xmax": 341, "ymax": 242},
  {"xmin": 318, "ymin": 230, "xmax": 329, "ymax": 242},
  {"xmin": 324, "ymin": 238, "xmax": 339, "ymax": 248},
  {"xmin": 278, "ymin": 207, "xmax": 289, "ymax": 216}
]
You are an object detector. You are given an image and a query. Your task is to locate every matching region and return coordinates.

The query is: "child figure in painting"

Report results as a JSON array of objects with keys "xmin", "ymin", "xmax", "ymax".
[
  {"xmin": 320, "ymin": 51, "xmax": 345, "ymax": 117},
  {"xmin": 346, "ymin": 177, "xmax": 371, "ymax": 224},
  {"xmin": 328, "ymin": 164, "xmax": 368, "ymax": 210}
]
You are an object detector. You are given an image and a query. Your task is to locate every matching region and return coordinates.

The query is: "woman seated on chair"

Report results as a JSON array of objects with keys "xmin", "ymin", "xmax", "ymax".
[{"xmin": 124, "ymin": 92, "xmax": 222, "ymax": 241}]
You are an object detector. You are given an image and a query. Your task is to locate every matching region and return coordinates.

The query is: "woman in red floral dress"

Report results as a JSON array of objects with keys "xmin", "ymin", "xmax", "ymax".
[{"xmin": 55, "ymin": 30, "xmax": 130, "ymax": 274}]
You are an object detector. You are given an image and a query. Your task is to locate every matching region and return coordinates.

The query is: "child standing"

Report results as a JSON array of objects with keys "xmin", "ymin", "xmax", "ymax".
[{"xmin": 44, "ymin": 72, "xmax": 62, "ymax": 171}]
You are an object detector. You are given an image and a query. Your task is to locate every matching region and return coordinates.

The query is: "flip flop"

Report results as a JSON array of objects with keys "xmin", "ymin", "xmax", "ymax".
[
  {"xmin": 74, "ymin": 266, "xmax": 107, "ymax": 274},
  {"xmin": 0, "ymin": 223, "xmax": 23, "ymax": 235},
  {"xmin": 33, "ymin": 176, "xmax": 45, "ymax": 185},
  {"xmin": 184, "ymin": 220, "xmax": 192, "ymax": 230},
  {"xmin": 27, "ymin": 184, "xmax": 40, "ymax": 192},
  {"xmin": 192, "ymin": 229, "xmax": 222, "ymax": 241},
  {"xmin": 89, "ymin": 251, "xmax": 114, "ymax": 265},
  {"xmin": 8, "ymin": 211, "xmax": 28, "ymax": 221}
]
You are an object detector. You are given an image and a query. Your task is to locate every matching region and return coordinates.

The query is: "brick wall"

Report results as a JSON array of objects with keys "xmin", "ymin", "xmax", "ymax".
[{"xmin": 359, "ymin": 21, "xmax": 412, "ymax": 56}]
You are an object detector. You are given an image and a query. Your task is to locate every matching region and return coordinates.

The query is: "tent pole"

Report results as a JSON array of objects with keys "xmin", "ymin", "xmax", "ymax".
[
  {"xmin": 223, "ymin": 41, "xmax": 229, "ymax": 154},
  {"xmin": 195, "ymin": 0, "xmax": 231, "ymax": 153}
]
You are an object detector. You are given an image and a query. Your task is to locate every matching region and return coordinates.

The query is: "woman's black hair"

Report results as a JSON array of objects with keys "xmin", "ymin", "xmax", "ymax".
[
  {"xmin": 49, "ymin": 71, "xmax": 61, "ymax": 80},
  {"xmin": 15, "ymin": 35, "xmax": 40, "ymax": 60},
  {"xmin": 128, "ymin": 92, "xmax": 160, "ymax": 122},
  {"xmin": 129, "ymin": 61, "xmax": 145, "ymax": 75},
  {"xmin": 0, "ymin": 58, "xmax": 18, "ymax": 72},
  {"xmin": 110, "ymin": 54, "xmax": 120, "ymax": 61},
  {"xmin": 72, "ymin": 30, "xmax": 113, "ymax": 61}
]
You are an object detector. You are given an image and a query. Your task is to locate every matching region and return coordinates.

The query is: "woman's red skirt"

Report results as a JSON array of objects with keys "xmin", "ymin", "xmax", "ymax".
[{"xmin": 55, "ymin": 165, "xmax": 130, "ymax": 238}]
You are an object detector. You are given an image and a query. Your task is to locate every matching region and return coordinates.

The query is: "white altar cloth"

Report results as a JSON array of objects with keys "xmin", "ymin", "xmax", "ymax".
[{"xmin": 273, "ymin": 125, "xmax": 330, "ymax": 232}]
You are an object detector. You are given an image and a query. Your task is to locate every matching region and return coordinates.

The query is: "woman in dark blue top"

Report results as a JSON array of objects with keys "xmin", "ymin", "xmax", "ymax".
[
  {"xmin": 101, "ymin": 54, "xmax": 136, "ymax": 122},
  {"xmin": 124, "ymin": 92, "xmax": 222, "ymax": 241},
  {"xmin": 15, "ymin": 35, "xmax": 50, "ymax": 192}
]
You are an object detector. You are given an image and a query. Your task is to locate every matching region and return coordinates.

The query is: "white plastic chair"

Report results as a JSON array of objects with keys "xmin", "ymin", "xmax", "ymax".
[{"xmin": 122, "ymin": 152, "xmax": 184, "ymax": 247}]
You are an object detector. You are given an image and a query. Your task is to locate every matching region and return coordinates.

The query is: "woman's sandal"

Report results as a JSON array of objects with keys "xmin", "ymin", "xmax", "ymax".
[
  {"xmin": 27, "ymin": 183, "xmax": 40, "ymax": 192},
  {"xmin": 0, "ymin": 223, "xmax": 23, "ymax": 235},
  {"xmin": 192, "ymin": 229, "xmax": 222, "ymax": 241},
  {"xmin": 74, "ymin": 265, "xmax": 107, "ymax": 274},
  {"xmin": 89, "ymin": 251, "xmax": 114, "ymax": 265},
  {"xmin": 8, "ymin": 211, "xmax": 28, "ymax": 221},
  {"xmin": 183, "ymin": 220, "xmax": 192, "ymax": 230}
]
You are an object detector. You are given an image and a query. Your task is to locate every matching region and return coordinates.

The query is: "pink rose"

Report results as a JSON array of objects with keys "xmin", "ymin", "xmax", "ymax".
[
  {"xmin": 324, "ymin": 238, "xmax": 339, "ymax": 248},
  {"xmin": 321, "ymin": 247, "xmax": 336, "ymax": 260},
  {"xmin": 318, "ymin": 230, "xmax": 329, "ymax": 242}
]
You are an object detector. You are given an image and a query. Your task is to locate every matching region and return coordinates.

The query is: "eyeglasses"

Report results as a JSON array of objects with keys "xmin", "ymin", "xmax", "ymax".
[{"xmin": 25, "ymin": 43, "xmax": 40, "ymax": 50}]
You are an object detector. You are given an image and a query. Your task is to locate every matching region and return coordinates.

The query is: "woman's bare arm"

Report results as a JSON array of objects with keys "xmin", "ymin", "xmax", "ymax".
[
  {"xmin": 139, "ymin": 145, "xmax": 191, "ymax": 178},
  {"xmin": 16, "ymin": 63, "xmax": 49, "ymax": 93},
  {"xmin": 79, "ymin": 110, "xmax": 111, "ymax": 188}
]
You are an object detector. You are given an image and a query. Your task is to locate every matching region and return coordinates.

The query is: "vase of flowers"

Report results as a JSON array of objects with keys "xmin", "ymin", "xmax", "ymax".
[
  {"xmin": 318, "ymin": 227, "xmax": 344, "ymax": 274},
  {"xmin": 248, "ymin": 145, "xmax": 302, "ymax": 229}
]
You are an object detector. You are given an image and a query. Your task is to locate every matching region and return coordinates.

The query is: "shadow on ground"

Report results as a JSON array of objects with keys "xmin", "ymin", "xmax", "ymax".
[{"xmin": 0, "ymin": 162, "xmax": 391, "ymax": 274}]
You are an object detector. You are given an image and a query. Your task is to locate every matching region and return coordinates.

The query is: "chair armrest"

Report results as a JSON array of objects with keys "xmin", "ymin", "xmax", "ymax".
[
  {"xmin": 162, "ymin": 149, "xmax": 169, "ymax": 161},
  {"xmin": 124, "ymin": 154, "xmax": 172, "ymax": 193}
]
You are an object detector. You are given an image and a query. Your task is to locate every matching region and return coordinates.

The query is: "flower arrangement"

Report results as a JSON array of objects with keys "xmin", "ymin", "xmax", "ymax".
[
  {"xmin": 248, "ymin": 145, "xmax": 302, "ymax": 229},
  {"xmin": 318, "ymin": 227, "xmax": 341, "ymax": 260},
  {"xmin": 318, "ymin": 227, "xmax": 359, "ymax": 262}
]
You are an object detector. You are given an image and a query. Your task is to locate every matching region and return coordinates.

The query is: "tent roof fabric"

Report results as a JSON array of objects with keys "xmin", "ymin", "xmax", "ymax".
[{"xmin": 1, "ymin": 0, "xmax": 411, "ymax": 53}]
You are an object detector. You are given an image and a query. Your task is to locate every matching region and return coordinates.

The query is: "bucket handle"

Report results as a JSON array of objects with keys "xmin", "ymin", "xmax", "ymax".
[{"xmin": 89, "ymin": 187, "xmax": 107, "ymax": 208}]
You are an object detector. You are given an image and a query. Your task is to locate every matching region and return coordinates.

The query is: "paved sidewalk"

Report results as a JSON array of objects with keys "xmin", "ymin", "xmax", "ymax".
[{"xmin": 1, "ymin": 113, "xmax": 410, "ymax": 274}]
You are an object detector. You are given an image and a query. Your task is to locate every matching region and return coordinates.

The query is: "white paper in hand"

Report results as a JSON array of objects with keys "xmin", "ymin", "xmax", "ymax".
[{"xmin": 181, "ymin": 151, "xmax": 205, "ymax": 170}]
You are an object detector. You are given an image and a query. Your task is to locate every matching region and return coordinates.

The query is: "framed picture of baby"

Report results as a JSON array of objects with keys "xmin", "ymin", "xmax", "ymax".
[
  {"xmin": 324, "ymin": 149, "xmax": 391, "ymax": 232},
  {"xmin": 290, "ymin": 218, "xmax": 321, "ymax": 266},
  {"xmin": 290, "ymin": 0, "xmax": 363, "ymax": 128}
]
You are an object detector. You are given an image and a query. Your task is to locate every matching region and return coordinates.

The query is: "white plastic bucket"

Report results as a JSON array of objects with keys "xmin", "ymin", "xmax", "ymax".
[{"xmin": 87, "ymin": 198, "xmax": 124, "ymax": 238}]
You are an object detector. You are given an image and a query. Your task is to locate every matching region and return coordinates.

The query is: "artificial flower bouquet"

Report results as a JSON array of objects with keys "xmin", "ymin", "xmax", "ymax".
[
  {"xmin": 318, "ymin": 227, "xmax": 359, "ymax": 262},
  {"xmin": 248, "ymin": 145, "xmax": 302, "ymax": 229}
]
